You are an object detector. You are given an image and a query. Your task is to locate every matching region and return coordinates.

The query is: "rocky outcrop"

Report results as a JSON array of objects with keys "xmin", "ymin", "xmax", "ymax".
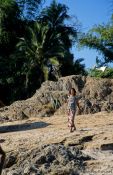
[
  {"xmin": 3, "ymin": 144, "xmax": 91, "ymax": 175},
  {"xmin": 0, "ymin": 75, "xmax": 113, "ymax": 122},
  {"xmin": 0, "ymin": 146, "xmax": 6, "ymax": 175}
]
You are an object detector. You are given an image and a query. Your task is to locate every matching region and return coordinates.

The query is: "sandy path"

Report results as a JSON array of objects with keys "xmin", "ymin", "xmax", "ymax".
[
  {"xmin": 1, "ymin": 111, "xmax": 113, "ymax": 154},
  {"xmin": 0, "ymin": 113, "xmax": 76, "ymax": 153}
]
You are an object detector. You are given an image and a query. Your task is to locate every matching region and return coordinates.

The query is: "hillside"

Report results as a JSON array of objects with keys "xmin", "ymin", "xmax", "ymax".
[{"xmin": 1, "ymin": 75, "xmax": 113, "ymax": 175}]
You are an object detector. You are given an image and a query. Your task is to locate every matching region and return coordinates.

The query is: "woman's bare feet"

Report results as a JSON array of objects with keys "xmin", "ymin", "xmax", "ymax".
[
  {"xmin": 73, "ymin": 127, "xmax": 76, "ymax": 131},
  {"xmin": 70, "ymin": 128, "xmax": 73, "ymax": 132}
]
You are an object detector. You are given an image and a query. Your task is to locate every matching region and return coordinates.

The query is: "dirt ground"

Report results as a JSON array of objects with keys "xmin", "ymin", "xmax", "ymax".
[{"xmin": 1, "ymin": 111, "xmax": 113, "ymax": 174}]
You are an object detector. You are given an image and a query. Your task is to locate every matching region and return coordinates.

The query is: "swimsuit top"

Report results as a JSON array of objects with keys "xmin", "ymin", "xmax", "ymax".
[{"xmin": 68, "ymin": 95, "xmax": 77, "ymax": 110}]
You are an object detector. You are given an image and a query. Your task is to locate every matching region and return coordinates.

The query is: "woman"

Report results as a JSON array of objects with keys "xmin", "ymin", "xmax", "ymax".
[{"xmin": 67, "ymin": 88, "xmax": 80, "ymax": 132}]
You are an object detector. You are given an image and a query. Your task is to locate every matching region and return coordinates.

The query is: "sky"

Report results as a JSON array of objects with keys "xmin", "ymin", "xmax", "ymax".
[{"xmin": 44, "ymin": 0, "xmax": 111, "ymax": 68}]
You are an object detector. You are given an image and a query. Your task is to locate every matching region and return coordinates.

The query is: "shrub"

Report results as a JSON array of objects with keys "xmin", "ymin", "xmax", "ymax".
[{"xmin": 88, "ymin": 68, "xmax": 113, "ymax": 78}]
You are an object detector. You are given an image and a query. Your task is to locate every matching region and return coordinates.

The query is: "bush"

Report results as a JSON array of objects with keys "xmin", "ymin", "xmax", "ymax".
[{"xmin": 88, "ymin": 68, "xmax": 113, "ymax": 78}]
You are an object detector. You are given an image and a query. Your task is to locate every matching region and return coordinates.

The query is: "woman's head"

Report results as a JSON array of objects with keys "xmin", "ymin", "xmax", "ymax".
[{"xmin": 70, "ymin": 88, "xmax": 76, "ymax": 96}]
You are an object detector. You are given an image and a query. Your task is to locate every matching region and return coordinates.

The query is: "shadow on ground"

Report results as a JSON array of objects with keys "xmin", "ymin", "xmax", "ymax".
[{"xmin": 0, "ymin": 121, "xmax": 50, "ymax": 133}]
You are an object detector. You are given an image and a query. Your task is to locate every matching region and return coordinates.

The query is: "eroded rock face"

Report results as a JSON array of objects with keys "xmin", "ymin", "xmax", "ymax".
[
  {"xmin": 0, "ymin": 75, "xmax": 113, "ymax": 122},
  {"xmin": 2, "ymin": 144, "xmax": 90, "ymax": 175},
  {"xmin": 0, "ymin": 146, "xmax": 6, "ymax": 175}
]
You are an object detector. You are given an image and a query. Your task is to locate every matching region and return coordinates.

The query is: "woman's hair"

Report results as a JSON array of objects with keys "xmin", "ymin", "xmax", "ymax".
[
  {"xmin": 71, "ymin": 88, "xmax": 76, "ymax": 95},
  {"xmin": 68, "ymin": 89, "xmax": 71, "ymax": 95}
]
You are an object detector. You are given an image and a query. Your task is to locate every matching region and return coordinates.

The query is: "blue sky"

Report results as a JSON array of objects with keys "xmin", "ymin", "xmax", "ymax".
[{"xmin": 44, "ymin": 0, "xmax": 111, "ymax": 68}]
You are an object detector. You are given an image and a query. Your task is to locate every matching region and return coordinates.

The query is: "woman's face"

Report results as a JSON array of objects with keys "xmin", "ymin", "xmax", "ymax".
[{"xmin": 71, "ymin": 89, "xmax": 76, "ymax": 96}]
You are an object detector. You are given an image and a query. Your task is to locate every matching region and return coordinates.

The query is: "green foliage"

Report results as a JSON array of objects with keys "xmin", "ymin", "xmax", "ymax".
[
  {"xmin": 0, "ymin": 0, "xmax": 24, "ymax": 104},
  {"xmin": 0, "ymin": 0, "xmax": 86, "ymax": 104},
  {"xmin": 60, "ymin": 56, "xmax": 87, "ymax": 76},
  {"xmin": 88, "ymin": 68, "xmax": 113, "ymax": 78},
  {"xmin": 16, "ymin": 0, "xmax": 44, "ymax": 20},
  {"xmin": 0, "ymin": 0, "xmax": 21, "ymax": 55},
  {"xmin": 79, "ymin": 17, "xmax": 113, "ymax": 64},
  {"xmin": 39, "ymin": 0, "xmax": 83, "ymax": 77},
  {"xmin": 74, "ymin": 58, "xmax": 87, "ymax": 75},
  {"xmin": 39, "ymin": 0, "xmax": 77, "ymax": 50},
  {"xmin": 17, "ymin": 21, "xmax": 66, "ymax": 81}
]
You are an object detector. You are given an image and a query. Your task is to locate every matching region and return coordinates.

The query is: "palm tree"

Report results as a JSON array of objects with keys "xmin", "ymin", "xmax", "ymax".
[
  {"xmin": 37, "ymin": 0, "xmax": 79, "ymax": 77},
  {"xmin": 39, "ymin": 0, "xmax": 77, "ymax": 50},
  {"xmin": 79, "ymin": 19, "xmax": 113, "ymax": 64},
  {"xmin": 16, "ymin": 0, "xmax": 44, "ymax": 20},
  {"xmin": 74, "ymin": 58, "xmax": 86, "ymax": 75},
  {"xmin": 17, "ymin": 21, "xmax": 65, "ymax": 88}
]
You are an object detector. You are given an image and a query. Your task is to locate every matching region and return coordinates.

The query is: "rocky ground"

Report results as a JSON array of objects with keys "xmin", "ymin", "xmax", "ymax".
[
  {"xmin": 1, "ymin": 111, "xmax": 113, "ymax": 175},
  {"xmin": 1, "ymin": 75, "xmax": 113, "ymax": 175}
]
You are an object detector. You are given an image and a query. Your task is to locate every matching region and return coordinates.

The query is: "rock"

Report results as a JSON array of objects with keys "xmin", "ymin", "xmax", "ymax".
[
  {"xmin": 0, "ymin": 100, "xmax": 5, "ymax": 108},
  {"xmin": 23, "ymin": 165, "xmax": 40, "ymax": 174},
  {"xmin": 1, "ymin": 75, "xmax": 113, "ymax": 122},
  {"xmin": 16, "ymin": 111, "xmax": 29, "ymax": 120},
  {"xmin": 5, "ymin": 153, "xmax": 17, "ymax": 168},
  {"xmin": 35, "ymin": 155, "xmax": 46, "ymax": 164},
  {"xmin": 80, "ymin": 135, "xmax": 94, "ymax": 144},
  {"xmin": 0, "ymin": 146, "xmax": 6, "ymax": 175},
  {"xmin": 101, "ymin": 143, "xmax": 113, "ymax": 151},
  {"xmin": 2, "ymin": 144, "xmax": 90, "ymax": 174},
  {"xmin": 6, "ymin": 171, "xmax": 20, "ymax": 175}
]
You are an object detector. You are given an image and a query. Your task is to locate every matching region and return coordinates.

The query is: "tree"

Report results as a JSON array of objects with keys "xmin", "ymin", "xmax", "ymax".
[
  {"xmin": 16, "ymin": 21, "xmax": 65, "ymax": 88},
  {"xmin": 79, "ymin": 17, "xmax": 113, "ymax": 64},
  {"xmin": 39, "ymin": 0, "xmax": 81, "ymax": 76},
  {"xmin": 59, "ymin": 54, "xmax": 86, "ymax": 76},
  {"xmin": 0, "ymin": 0, "xmax": 24, "ymax": 104},
  {"xmin": 74, "ymin": 58, "xmax": 86, "ymax": 75},
  {"xmin": 39, "ymin": 0, "xmax": 77, "ymax": 50},
  {"xmin": 16, "ymin": 0, "xmax": 77, "ymax": 83},
  {"xmin": 88, "ymin": 68, "xmax": 113, "ymax": 78},
  {"xmin": 16, "ymin": 0, "xmax": 45, "ymax": 20},
  {"xmin": 0, "ymin": 0, "xmax": 86, "ymax": 104},
  {"xmin": 16, "ymin": 0, "xmax": 86, "ymax": 98},
  {"xmin": 0, "ymin": 0, "xmax": 21, "ymax": 56}
]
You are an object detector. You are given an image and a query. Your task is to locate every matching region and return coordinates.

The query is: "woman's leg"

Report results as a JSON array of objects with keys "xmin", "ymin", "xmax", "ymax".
[
  {"xmin": 67, "ymin": 109, "xmax": 70, "ymax": 127},
  {"xmin": 68, "ymin": 110, "xmax": 76, "ymax": 132},
  {"xmin": 68, "ymin": 109, "xmax": 72, "ymax": 132},
  {"xmin": 72, "ymin": 110, "xmax": 76, "ymax": 131},
  {"xmin": 73, "ymin": 123, "xmax": 76, "ymax": 131},
  {"xmin": 70, "ymin": 110, "xmax": 76, "ymax": 132}
]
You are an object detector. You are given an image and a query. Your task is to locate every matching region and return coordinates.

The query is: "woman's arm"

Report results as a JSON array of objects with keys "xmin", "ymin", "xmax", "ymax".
[{"xmin": 76, "ymin": 100, "xmax": 80, "ymax": 110}]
